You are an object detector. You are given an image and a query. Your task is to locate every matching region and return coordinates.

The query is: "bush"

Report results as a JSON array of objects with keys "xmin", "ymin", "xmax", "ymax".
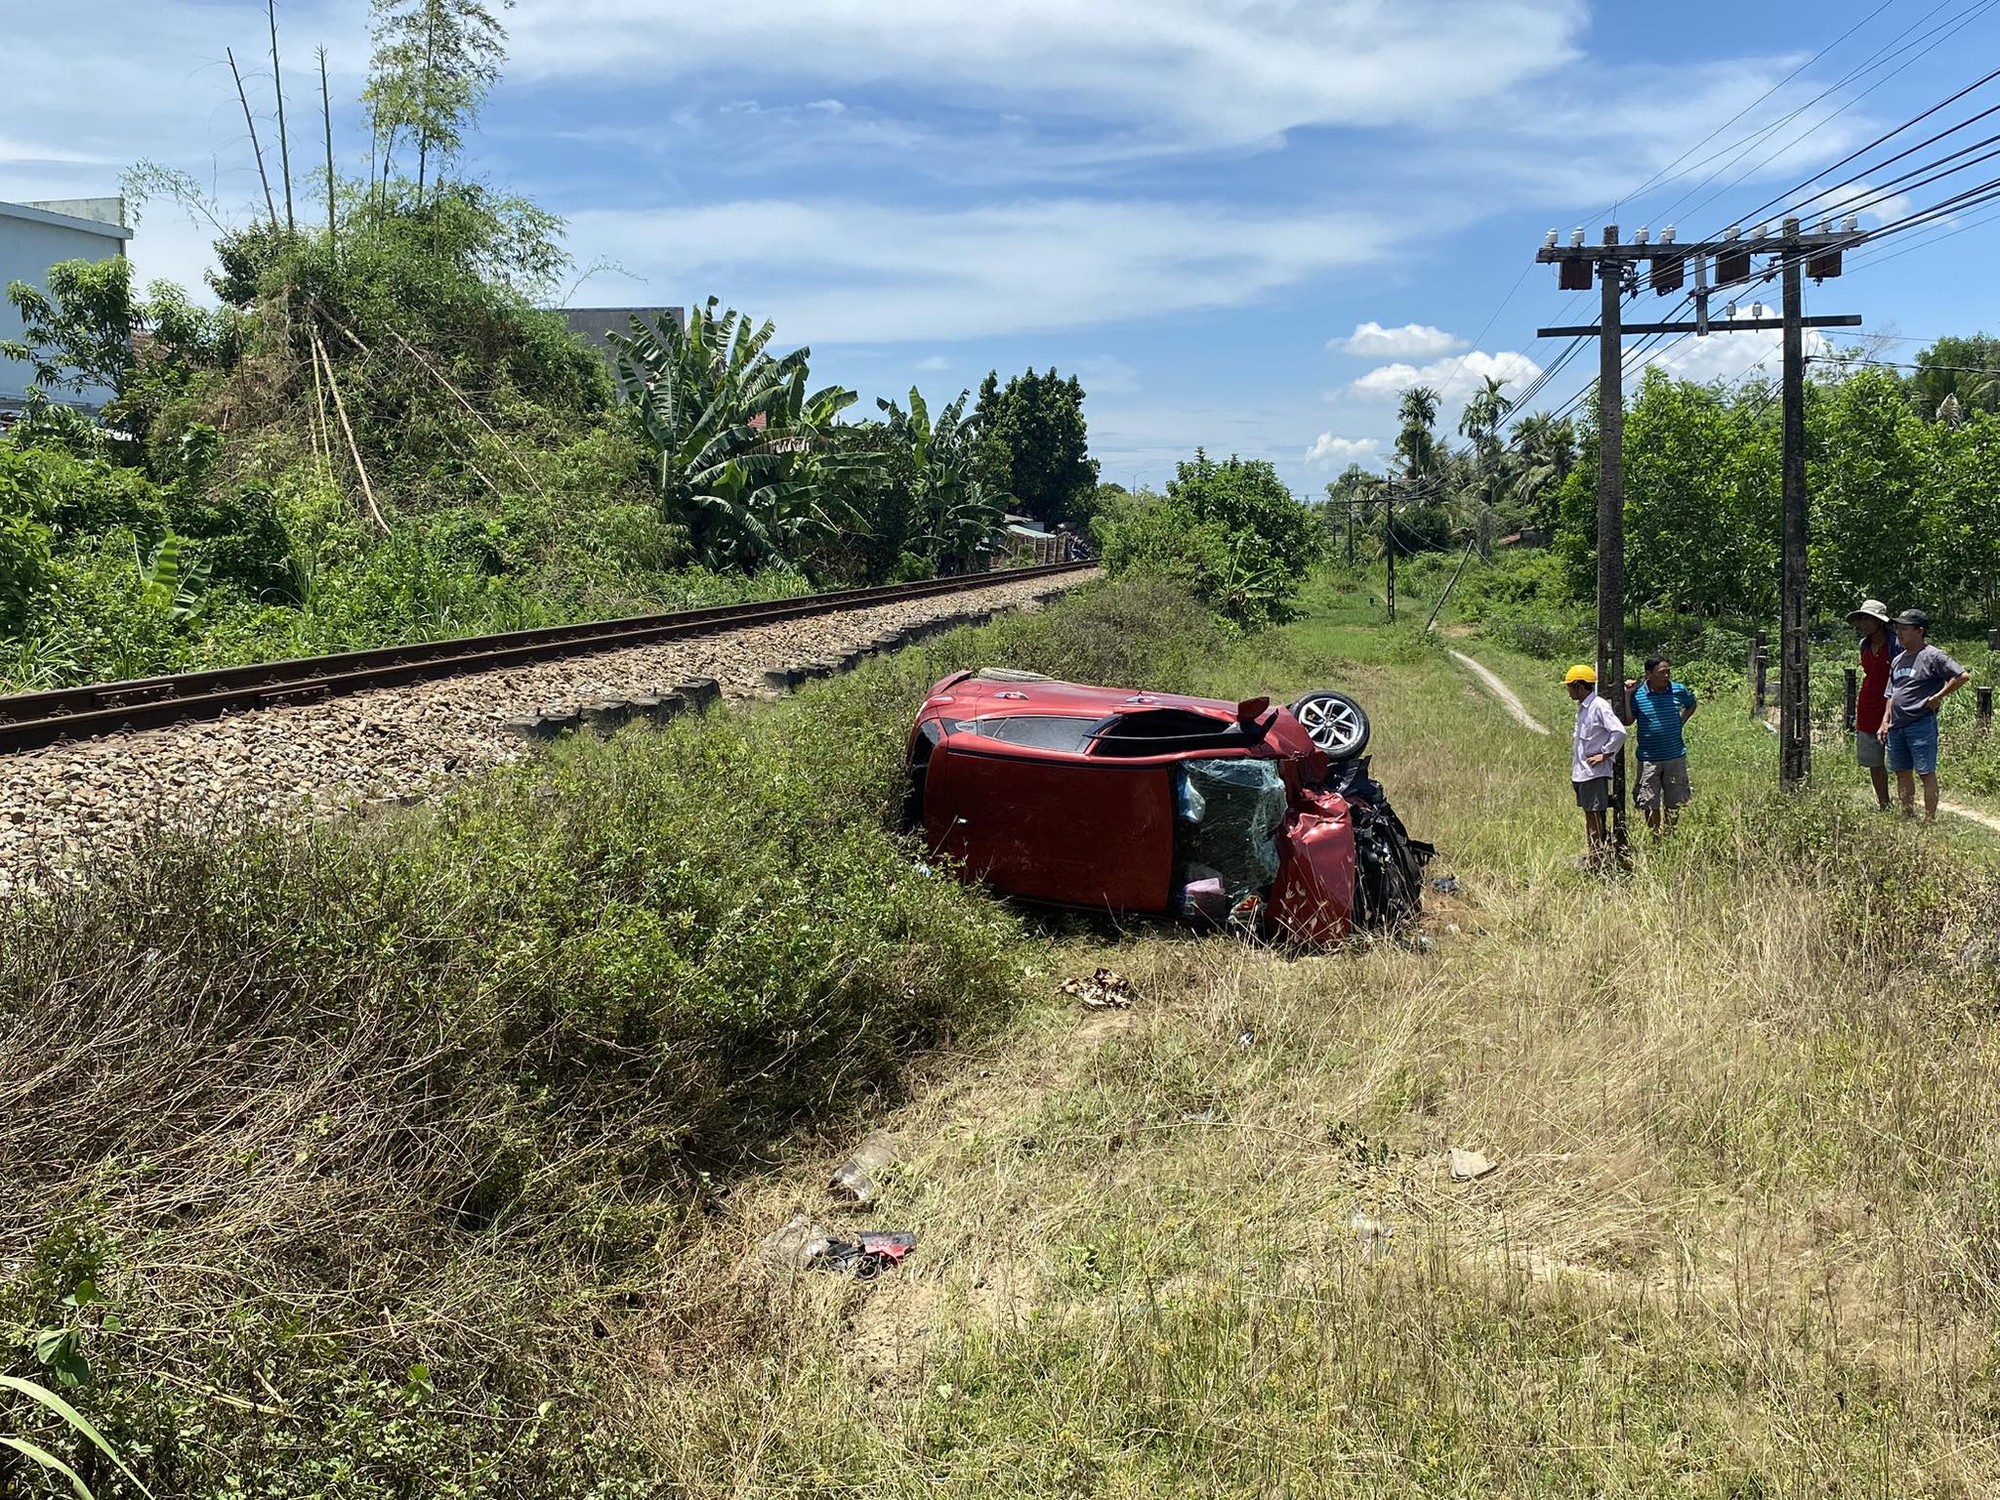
[
  {"xmin": 0, "ymin": 655, "xmax": 1016, "ymax": 1496},
  {"xmin": 1097, "ymin": 453, "xmax": 1325, "ymax": 628},
  {"xmin": 0, "ymin": 576, "xmax": 1225, "ymax": 1495}
]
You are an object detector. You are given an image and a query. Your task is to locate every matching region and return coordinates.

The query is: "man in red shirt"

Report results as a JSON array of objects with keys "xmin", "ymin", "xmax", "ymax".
[{"xmin": 1847, "ymin": 598, "xmax": 1893, "ymax": 809}]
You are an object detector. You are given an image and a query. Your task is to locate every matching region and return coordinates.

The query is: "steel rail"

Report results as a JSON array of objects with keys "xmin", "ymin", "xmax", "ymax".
[{"xmin": 0, "ymin": 561, "xmax": 1095, "ymax": 755}]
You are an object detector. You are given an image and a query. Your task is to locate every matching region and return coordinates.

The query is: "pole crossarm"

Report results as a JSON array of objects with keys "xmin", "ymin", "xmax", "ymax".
[
  {"xmin": 1538, "ymin": 314, "xmax": 1862, "ymax": 337},
  {"xmin": 1535, "ymin": 232, "xmax": 1860, "ymax": 264}
]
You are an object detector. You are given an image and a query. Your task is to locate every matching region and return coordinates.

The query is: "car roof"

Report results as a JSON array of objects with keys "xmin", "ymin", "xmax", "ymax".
[{"xmin": 930, "ymin": 671, "xmax": 1237, "ymax": 720}]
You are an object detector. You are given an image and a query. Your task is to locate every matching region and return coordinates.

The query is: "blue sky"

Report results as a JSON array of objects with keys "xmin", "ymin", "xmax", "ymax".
[{"xmin": 6, "ymin": 0, "xmax": 1998, "ymax": 494}]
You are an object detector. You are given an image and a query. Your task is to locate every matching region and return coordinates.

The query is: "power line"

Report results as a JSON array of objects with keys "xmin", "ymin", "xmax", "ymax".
[
  {"xmin": 1594, "ymin": 0, "xmax": 1900, "ymax": 219},
  {"xmin": 1738, "ymin": 58, "xmax": 2000, "ymax": 229},
  {"xmin": 1664, "ymin": 0, "xmax": 2000, "ymax": 230}
]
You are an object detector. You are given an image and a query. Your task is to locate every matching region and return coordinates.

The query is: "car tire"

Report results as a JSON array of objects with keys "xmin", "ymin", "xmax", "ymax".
[{"xmin": 1289, "ymin": 689, "xmax": 1370, "ymax": 760}]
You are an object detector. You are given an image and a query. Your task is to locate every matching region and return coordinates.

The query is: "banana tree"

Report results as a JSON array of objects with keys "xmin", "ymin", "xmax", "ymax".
[
  {"xmin": 877, "ymin": 386, "xmax": 1004, "ymax": 571},
  {"xmin": 610, "ymin": 298, "xmax": 859, "ymax": 571}
]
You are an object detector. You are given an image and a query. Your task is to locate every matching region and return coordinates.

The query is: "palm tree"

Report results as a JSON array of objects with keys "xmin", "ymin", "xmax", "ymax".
[
  {"xmin": 1394, "ymin": 385, "xmax": 1442, "ymax": 482},
  {"xmin": 1457, "ymin": 375, "xmax": 1515, "ymax": 554},
  {"xmin": 610, "ymin": 297, "xmax": 859, "ymax": 571},
  {"xmin": 1509, "ymin": 412, "xmax": 1577, "ymax": 532}
]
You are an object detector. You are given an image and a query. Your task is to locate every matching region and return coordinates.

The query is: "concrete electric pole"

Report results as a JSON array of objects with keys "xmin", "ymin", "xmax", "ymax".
[{"xmin": 1536, "ymin": 219, "xmax": 1861, "ymax": 807}]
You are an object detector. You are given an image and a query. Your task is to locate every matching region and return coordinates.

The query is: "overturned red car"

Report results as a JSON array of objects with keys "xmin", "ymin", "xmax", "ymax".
[{"xmin": 905, "ymin": 670, "xmax": 1433, "ymax": 945}]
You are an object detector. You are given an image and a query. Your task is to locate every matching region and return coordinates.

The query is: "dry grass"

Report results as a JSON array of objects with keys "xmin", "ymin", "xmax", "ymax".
[
  {"xmin": 7, "ymin": 576, "xmax": 1999, "ymax": 1495},
  {"xmin": 617, "ymin": 604, "xmax": 2000, "ymax": 1496}
]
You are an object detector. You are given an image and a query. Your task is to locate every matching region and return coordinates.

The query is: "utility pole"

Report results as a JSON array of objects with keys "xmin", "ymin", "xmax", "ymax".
[
  {"xmin": 1595, "ymin": 232, "xmax": 1630, "ymax": 854},
  {"xmin": 1536, "ymin": 218, "xmax": 1861, "ymax": 801},
  {"xmin": 1778, "ymin": 216, "xmax": 1811, "ymax": 788},
  {"xmin": 1346, "ymin": 499, "xmax": 1356, "ymax": 567},
  {"xmin": 1384, "ymin": 479, "xmax": 1397, "ymax": 623}
]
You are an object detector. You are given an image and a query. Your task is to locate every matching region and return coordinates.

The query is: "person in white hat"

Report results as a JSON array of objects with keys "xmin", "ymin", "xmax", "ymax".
[{"xmin": 1845, "ymin": 598, "xmax": 1893, "ymax": 809}]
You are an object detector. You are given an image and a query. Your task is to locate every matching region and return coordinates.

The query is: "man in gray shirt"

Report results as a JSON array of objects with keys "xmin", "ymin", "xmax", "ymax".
[{"xmin": 1877, "ymin": 608, "xmax": 1972, "ymax": 821}]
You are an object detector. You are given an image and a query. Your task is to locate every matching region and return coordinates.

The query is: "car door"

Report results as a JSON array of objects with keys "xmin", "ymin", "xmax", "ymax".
[{"xmin": 922, "ymin": 730, "xmax": 1177, "ymax": 913}]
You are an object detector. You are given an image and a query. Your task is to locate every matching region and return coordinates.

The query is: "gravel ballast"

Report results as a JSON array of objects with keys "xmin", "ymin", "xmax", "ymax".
[{"xmin": 0, "ymin": 572, "xmax": 1085, "ymax": 891}]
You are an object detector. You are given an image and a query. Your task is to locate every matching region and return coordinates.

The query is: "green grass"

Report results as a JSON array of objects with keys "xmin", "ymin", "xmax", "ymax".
[
  {"xmin": 7, "ymin": 570, "xmax": 2000, "ymax": 1496},
  {"xmin": 614, "ymin": 568, "xmax": 2000, "ymax": 1497}
]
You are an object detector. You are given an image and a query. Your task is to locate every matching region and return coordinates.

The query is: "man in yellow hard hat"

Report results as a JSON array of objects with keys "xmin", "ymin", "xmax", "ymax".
[{"xmin": 1565, "ymin": 664, "xmax": 1625, "ymax": 866}]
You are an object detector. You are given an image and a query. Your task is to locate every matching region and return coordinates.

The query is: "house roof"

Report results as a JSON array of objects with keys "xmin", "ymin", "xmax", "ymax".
[
  {"xmin": 0, "ymin": 198, "xmax": 133, "ymax": 240},
  {"xmin": 561, "ymin": 306, "xmax": 685, "ymax": 360}
]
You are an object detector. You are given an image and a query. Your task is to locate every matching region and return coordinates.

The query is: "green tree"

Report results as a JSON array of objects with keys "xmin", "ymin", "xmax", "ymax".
[
  {"xmin": 611, "ymin": 298, "xmax": 859, "ymax": 571},
  {"xmin": 873, "ymin": 387, "xmax": 1004, "ymax": 575},
  {"xmin": 2, "ymin": 257, "xmax": 138, "ymax": 399},
  {"xmin": 1457, "ymin": 374, "xmax": 1514, "ymax": 549},
  {"xmin": 1508, "ymin": 411, "xmax": 1577, "ymax": 532},
  {"xmin": 365, "ymin": 0, "xmax": 514, "ymax": 199},
  {"xmin": 1931, "ymin": 410, "xmax": 2000, "ymax": 619},
  {"xmin": 1386, "ymin": 385, "xmax": 1454, "ymax": 554},
  {"xmin": 1100, "ymin": 450, "xmax": 1324, "ymax": 626},
  {"xmin": 972, "ymin": 367, "xmax": 1099, "ymax": 528},
  {"xmin": 1623, "ymin": 368, "xmax": 1776, "ymax": 620},
  {"xmin": 1907, "ymin": 334, "xmax": 2000, "ymax": 422},
  {"xmin": 1808, "ymin": 367, "xmax": 1931, "ymax": 611}
]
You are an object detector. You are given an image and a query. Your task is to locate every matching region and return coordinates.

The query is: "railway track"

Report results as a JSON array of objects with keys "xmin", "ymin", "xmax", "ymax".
[{"xmin": 0, "ymin": 562, "xmax": 1094, "ymax": 755}]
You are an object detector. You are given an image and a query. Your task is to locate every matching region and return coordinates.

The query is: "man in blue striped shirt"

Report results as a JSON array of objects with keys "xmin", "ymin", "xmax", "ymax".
[{"xmin": 1623, "ymin": 655, "xmax": 1698, "ymax": 835}]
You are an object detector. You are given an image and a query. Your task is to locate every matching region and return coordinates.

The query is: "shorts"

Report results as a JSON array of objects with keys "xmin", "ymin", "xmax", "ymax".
[
  {"xmin": 1855, "ymin": 730, "xmax": 1885, "ymax": 769},
  {"xmin": 1573, "ymin": 777, "xmax": 1611, "ymax": 812},
  {"xmin": 1635, "ymin": 756, "xmax": 1692, "ymax": 809},
  {"xmin": 1884, "ymin": 716, "xmax": 1939, "ymax": 776}
]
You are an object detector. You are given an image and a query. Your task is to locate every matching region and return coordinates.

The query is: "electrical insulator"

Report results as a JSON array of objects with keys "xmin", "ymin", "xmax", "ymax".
[
  {"xmin": 1570, "ymin": 227, "xmax": 1585, "ymax": 247},
  {"xmin": 1842, "ymin": 215, "xmax": 1858, "ymax": 233},
  {"xmin": 1635, "ymin": 225, "xmax": 1650, "ymax": 244},
  {"xmin": 1544, "ymin": 228, "xmax": 1558, "ymax": 248},
  {"xmin": 1723, "ymin": 224, "xmax": 1741, "ymax": 241},
  {"xmin": 1661, "ymin": 225, "xmax": 1677, "ymax": 244}
]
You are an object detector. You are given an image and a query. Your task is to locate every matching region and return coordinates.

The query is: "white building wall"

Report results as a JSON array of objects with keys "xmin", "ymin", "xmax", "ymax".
[{"xmin": 0, "ymin": 198, "xmax": 132, "ymax": 412}]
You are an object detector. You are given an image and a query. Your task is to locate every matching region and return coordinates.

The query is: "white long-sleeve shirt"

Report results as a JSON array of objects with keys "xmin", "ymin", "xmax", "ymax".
[{"xmin": 1572, "ymin": 690, "xmax": 1626, "ymax": 782}]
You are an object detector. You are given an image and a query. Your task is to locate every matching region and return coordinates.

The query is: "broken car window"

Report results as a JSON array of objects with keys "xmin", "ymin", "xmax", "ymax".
[{"xmin": 1175, "ymin": 758, "xmax": 1287, "ymax": 916}]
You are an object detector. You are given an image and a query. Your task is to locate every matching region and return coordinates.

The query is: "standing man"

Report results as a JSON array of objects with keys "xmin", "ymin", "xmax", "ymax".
[
  {"xmin": 1623, "ymin": 656, "xmax": 1698, "ymax": 834},
  {"xmin": 1565, "ymin": 664, "xmax": 1626, "ymax": 867},
  {"xmin": 1878, "ymin": 607, "xmax": 1972, "ymax": 822},
  {"xmin": 1847, "ymin": 598, "xmax": 1894, "ymax": 810}
]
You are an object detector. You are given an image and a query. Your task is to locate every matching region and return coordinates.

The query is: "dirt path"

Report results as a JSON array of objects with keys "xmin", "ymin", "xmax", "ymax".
[
  {"xmin": 1939, "ymin": 798, "xmax": 2000, "ymax": 836},
  {"xmin": 1447, "ymin": 649, "xmax": 1551, "ymax": 736}
]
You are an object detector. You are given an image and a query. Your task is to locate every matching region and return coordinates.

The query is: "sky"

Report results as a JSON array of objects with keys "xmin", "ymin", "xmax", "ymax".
[{"xmin": 5, "ymin": 0, "xmax": 1999, "ymax": 495}]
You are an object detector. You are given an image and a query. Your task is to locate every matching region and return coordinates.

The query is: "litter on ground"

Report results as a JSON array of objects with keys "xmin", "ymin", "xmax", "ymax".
[
  {"xmin": 1061, "ymin": 967, "xmax": 1135, "ymax": 1009},
  {"xmin": 1448, "ymin": 1146, "xmax": 1498, "ymax": 1181}
]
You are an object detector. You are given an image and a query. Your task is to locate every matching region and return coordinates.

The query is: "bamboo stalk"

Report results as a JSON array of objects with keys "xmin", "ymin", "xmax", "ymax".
[
  {"xmin": 311, "ymin": 330, "xmax": 389, "ymax": 535},
  {"xmin": 227, "ymin": 47, "xmax": 280, "ymax": 231},
  {"xmin": 319, "ymin": 47, "xmax": 336, "ymax": 258},
  {"xmin": 268, "ymin": 0, "xmax": 295, "ymax": 232},
  {"xmin": 322, "ymin": 313, "xmax": 547, "ymax": 498},
  {"xmin": 306, "ymin": 329, "xmax": 333, "ymax": 473}
]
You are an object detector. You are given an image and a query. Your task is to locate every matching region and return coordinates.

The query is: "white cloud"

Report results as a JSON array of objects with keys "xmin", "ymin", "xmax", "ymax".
[
  {"xmin": 916, "ymin": 354, "xmax": 952, "ymax": 371},
  {"xmin": 1347, "ymin": 350, "xmax": 1543, "ymax": 405},
  {"xmin": 1641, "ymin": 304, "xmax": 1833, "ymax": 386},
  {"xmin": 1333, "ymin": 321, "xmax": 1463, "ymax": 358},
  {"xmin": 1073, "ymin": 356, "xmax": 1140, "ymax": 396},
  {"xmin": 511, "ymin": 0, "xmax": 1584, "ymax": 149},
  {"xmin": 568, "ymin": 198, "xmax": 1396, "ymax": 343},
  {"xmin": 1304, "ymin": 434, "xmax": 1381, "ymax": 468}
]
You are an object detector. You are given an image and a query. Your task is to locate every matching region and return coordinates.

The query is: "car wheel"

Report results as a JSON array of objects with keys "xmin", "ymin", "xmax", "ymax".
[{"xmin": 1289, "ymin": 689, "xmax": 1370, "ymax": 760}]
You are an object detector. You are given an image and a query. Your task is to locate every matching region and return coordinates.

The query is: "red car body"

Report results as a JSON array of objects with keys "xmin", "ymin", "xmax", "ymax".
[{"xmin": 906, "ymin": 670, "xmax": 1420, "ymax": 945}]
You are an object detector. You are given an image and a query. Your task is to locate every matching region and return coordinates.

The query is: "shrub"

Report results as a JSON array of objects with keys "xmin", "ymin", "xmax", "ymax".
[{"xmin": 1097, "ymin": 453, "xmax": 1325, "ymax": 628}]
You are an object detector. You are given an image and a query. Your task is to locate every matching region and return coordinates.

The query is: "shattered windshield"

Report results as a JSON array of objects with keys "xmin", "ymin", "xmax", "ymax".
[{"xmin": 1176, "ymin": 758, "xmax": 1287, "ymax": 903}]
